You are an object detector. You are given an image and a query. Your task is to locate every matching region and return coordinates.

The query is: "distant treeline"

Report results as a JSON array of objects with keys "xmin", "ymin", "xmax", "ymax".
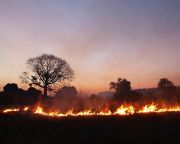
[
  {"xmin": 0, "ymin": 83, "xmax": 41, "ymax": 107},
  {"xmin": 0, "ymin": 78, "xmax": 180, "ymax": 111},
  {"xmin": 109, "ymin": 78, "xmax": 180, "ymax": 110}
]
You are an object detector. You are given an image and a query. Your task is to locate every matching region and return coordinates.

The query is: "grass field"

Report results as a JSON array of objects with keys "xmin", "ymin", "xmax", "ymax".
[{"xmin": 0, "ymin": 113, "xmax": 180, "ymax": 144}]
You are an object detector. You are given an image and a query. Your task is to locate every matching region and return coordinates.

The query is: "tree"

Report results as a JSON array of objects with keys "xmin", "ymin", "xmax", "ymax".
[
  {"xmin": 110, "ymin": 78, "xmax": 131, "ymax": 102},
  {"xmin": 20, "ymin": 54, "xmax": 74, "ymax": 98},
  {"xmin": 25, "ymin": 87, "xmax": 42, "ymax": 105},
  {"xmin": 2, "ymin": 83, "xmax": 19, "ymax": 106},
  {"xmin": 157, "ymin": 78, "xmax": 177, "ymax": 105},
  {"xmin": 3, "ymin": 83, "xmax": 18, "ymax": 93},
  {"xmin": 158, "ymin": 78, "xmax": 175, "ymax": 89}
]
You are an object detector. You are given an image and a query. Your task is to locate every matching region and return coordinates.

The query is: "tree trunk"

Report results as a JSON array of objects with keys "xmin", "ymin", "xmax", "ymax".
[{"xmin": 44, "ymin": 86, "xmax": 48, "ymax": 98}]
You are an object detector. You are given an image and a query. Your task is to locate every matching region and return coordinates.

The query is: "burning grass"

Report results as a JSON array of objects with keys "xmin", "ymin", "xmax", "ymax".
[{"xmin": 1, "ymin": 104, "xmax": 180, "ymax": 117}]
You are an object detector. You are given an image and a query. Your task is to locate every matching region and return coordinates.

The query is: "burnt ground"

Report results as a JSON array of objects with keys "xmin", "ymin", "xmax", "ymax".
[{"xmin": 0, "ymin": 113, "xmax": 180, "ymax": 144}]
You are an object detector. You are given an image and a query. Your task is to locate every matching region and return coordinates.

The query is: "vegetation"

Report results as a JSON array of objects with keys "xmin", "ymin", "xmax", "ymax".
[
  {"xmin": 0, "ymin": 54, "xmax": 179, "ymax": 110},
  {"xmin": 0, "ymin": 77, "xmax": 180, "ymax": 111},
  {"xmin": 0, "ymin": 83, "xmax": 41, "ymax": 107},
  {"xmin": 20, "ymin": 54, "xmax": 74, "ymax": 98},
  {"xmin": 110, "ymin": 78, "xmax": 131, "ymax": 101}
]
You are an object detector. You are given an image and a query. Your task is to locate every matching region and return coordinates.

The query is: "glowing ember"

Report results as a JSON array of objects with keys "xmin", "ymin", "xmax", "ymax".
[{"xmin": 24, "ymin": 107, "xmax": 29, "ymax": 111}]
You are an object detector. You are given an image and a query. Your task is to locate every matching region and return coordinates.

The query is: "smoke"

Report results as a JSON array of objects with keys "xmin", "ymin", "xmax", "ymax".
[
  {"xmin": 42, "ymin": 86, "xmax": 112, "ymax": 113},
  {"xmin": 42, "ymin": 85, "xmax": 180, "ymax": 113}
]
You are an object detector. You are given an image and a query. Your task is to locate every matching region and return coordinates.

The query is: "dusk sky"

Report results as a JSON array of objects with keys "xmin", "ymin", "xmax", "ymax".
[{"xmin": 0, "ymin": 0, "xmax": 180, "ymax": 93}]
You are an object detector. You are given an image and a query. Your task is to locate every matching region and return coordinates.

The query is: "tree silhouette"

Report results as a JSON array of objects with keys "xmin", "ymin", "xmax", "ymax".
[
  {"xmin": 157, "ymin": 78, "xmax": 177, "ymax": 105},
  {"xmin": 158, "ymin": 78, "xmax": 175, "ymax": 89},
  {"xmin": 20, "ymin": 54, "xmax": 74, "ymax": 98},
  {"xmin": 110, "ymin": 78, "xmax": 131, "ymax": 103},
  {"xmin": 3, "ymin": 83, "xmax": 18, "ymax": 93},
  {"xmin": 0, "ymin": 83, "xmax": 42, "ymax": 106}
]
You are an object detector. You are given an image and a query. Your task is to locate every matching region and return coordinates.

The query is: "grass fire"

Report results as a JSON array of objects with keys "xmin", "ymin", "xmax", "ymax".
[
  {"xmin": 1, "ymin": 1, "xmax": 180, "ymax": 143},
  {"xmin": 0, "ymin": 55, "xmax": 180, "ymax": 144},
  {"xmin": 2, "ymin": 103, "xmax": 180, "ymax": 117}
]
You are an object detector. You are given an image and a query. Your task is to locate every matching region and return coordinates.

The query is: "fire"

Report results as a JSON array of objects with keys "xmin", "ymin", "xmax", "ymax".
[
  {"xmin": 139, "ymin": 104, "xmax": 157, "ymax": 113},
  {"xmin": 138, "ymin": 104, "xmax": 180, "ymax": 113},
  {"xmin": 34, "ymin": 106, "xmax": 63, "ymax": 117},
  {"xmin": 3, "ymin": 108, "xmax": 20, "ymax": 113},
  {"xmin": 114, "ymin": 105, "xmax": 135, "ymax": 115},
  {"xmin": 1, "ymin": 104, "xmax": 180, "ymax": 117},
  {"xmin": 24, "ymin": 107, "xmax": 29, "ymax": 111},
  {"xmin": 34, "ymin": 106, "xmax": 111, "ymax": 117}
]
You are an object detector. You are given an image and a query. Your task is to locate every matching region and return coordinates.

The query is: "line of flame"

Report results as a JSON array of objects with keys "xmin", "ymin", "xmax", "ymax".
[{"xmin": 1, "ymin": 104, "xmax": 180, "ymax": 117}]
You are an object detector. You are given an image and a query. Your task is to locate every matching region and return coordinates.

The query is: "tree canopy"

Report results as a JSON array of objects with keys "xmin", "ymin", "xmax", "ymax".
[
  {"xmin": 110, "ymin": 78, "xmax": 131, "ymax": 101},
  {"xmin": 20, "ymin": 54, "xmax": 74, "ymax": 98},
  {"xmin": 158, "ymin": 78, "xmax": 175, "ymax": 89}
]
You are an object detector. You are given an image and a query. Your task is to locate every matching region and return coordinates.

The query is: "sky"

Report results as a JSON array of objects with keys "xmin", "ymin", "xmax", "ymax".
[{"xmin": 0, "ymin": 0, "xmax": 180, "ymax": 93}]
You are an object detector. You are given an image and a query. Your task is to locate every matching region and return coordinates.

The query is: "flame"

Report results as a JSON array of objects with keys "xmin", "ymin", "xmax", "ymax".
[
  {"xmin": 34, "ymin": 106, "xmax": 111, "ymax": 117},
  {"xmin": 138, "ymin": 104, "xmax": 180, "ymax": 113},
  {"xmin": 139, "ymin": 104, "xmax": 157, "ymax": 113},
  {"xmin": 114, "ymin": 105, "xmax": 135, "ymax": 115},
  {"xmin": 1, "ymin": 104, "xmax": 180, "ymax": 117},
  {"xmin": 3, "ymin": 108, "xmax": 20, "ymax": 113},
  {"xmin": 24, "ymin": 107, "xmax": 29, "ymax": 111}
]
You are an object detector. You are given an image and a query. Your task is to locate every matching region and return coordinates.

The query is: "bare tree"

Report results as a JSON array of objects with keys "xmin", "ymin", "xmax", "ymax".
[{"xmin": 20, "ymin": 54, "xmax": 74, "ymax": 98}]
